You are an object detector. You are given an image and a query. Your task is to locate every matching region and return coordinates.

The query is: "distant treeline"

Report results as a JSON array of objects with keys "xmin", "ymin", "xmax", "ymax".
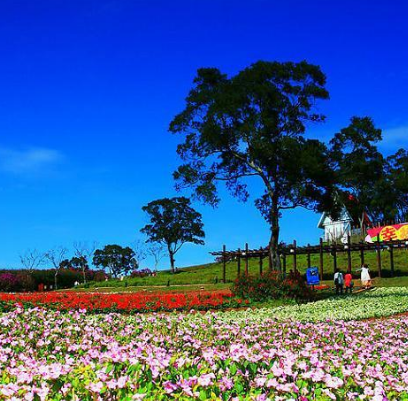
[{"xmin": 0, "ymin": 269, "xmax": 107, "ymax": 292}]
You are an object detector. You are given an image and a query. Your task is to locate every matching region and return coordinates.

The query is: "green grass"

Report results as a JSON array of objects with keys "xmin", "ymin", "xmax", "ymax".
[
  {"xmin": 69, "ymin": 283, "xmax": 231, "ymax": 293},
  {"xmin": 78, "ymin": 247, "xmax": 408, "ymax": 290},
  {"xmin": 290, "ymin": 247, "xmax": 408, "ymax": 278}
]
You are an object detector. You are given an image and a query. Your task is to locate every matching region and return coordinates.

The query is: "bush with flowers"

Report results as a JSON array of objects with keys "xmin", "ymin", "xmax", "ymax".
[{"xmin": 232, "ymin": 270, "xmax": 313, "ymax": 302}]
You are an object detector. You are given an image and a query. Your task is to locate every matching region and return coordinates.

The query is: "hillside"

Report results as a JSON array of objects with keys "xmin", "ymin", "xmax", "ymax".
[{"xmin": 83, "ymin": 247, "xmax": 408, "ymax": 289}]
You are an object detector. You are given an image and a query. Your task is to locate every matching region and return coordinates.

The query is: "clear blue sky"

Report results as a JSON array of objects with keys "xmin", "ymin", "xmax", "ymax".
[{"xmin": 1, "ymin": 0, "xmax": 408, "ymax": 269}]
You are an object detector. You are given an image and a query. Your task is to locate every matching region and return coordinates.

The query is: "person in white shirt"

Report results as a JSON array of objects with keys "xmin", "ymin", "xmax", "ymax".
[
  {"xmin": 334, "ymin": 269, "xmax": 344, "ymax": 295},
  {"xmin": 357, "ymin": 264, "xmax": 371, "ymax": 289}
]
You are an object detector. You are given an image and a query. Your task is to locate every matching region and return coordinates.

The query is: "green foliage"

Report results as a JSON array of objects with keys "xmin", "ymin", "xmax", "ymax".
[
  {"xmin": 70, "ymin": 256, "xmax": 88, "ymax": 271},
  {"xmin": 31, "ymin": 268, "xmax": 83, "ymax": 288},
  {"xmin": 82, "ymin": 246, "xmax": 408, "ymax": 290},
  {"xmin": 0, "ymin": 269, "xmax": 91, "ymax": 291},
  {"xmin": 269, "ymin": 287, "xmax": 408, "ymax": 322},
  {"xmin": 385, "ymin": 149, "xmax": 408, "ymax": 221},
  {"xmin": 141, "ymin": 197, "xmax": 205, "ymax": 272},
  {"xmin": 93, "ymin": 271, "xmax": 108, "ymax": 282},
  {"xmin": 169, "ymin": 61, "xmax": 338, "ymax": 268},
  {"xmin": 93, "ymin": 245, "xmax": 137, "ymax": 278},
  {"xmin": 331, "ymin": 117, "xmax": 408, "ymax": 223},
  {"xmin": 232, "ymin": 271, "xmax": 313, "ymax": 302}
]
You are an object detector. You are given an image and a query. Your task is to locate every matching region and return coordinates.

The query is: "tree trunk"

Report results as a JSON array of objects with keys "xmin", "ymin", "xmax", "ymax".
[
  {"xmin": 54, "ymin": 271, "xmax": 58, "ymax": 290},
  {"xmin": 269, "ymin": 209, "xmax": 281, "ymax": 272},
  {"xmin": 82, "ymin": 269, "xmax": 86, "ymax": 284},
  {"xmin": 169, "ymin": 251, "xmax": 175, "ymax": 274},
  {"xmin": 358, "ymin": 213, "xmax": 364, "ymax": 240}
]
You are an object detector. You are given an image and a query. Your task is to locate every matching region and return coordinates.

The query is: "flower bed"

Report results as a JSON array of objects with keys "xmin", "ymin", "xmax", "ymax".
[
  {"xmin": 1, "ymin": 290, "xmax": 408, "ymax": 400},
  {"xmin": 0, "ymin": 290, "xmax": 244, "ymax": 312},
  {"xmin": 270, "ymin": 286, "xmax": 408, "ymax": 322}
]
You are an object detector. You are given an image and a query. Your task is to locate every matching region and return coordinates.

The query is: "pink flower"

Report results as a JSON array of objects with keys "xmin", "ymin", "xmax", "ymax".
[
  {"xmin": 271, "ymin": 361, "xmax": 284, "ymax": 377},
  {"xmin": 163, "ymin": 381, "xmax": 178, "ymax": 394},
  {"xmin": 88, "ymin": 382, "xmax": 104, "ymax": 393},
  {"xmin": 198, "ymin": 373, "xmax": 215, "ymax": 387}
]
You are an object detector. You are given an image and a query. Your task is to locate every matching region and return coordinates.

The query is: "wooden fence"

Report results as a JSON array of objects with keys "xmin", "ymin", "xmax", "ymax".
[{"xmin": 211, "ymin": 236, "xmax": 408, "ymax": 283}]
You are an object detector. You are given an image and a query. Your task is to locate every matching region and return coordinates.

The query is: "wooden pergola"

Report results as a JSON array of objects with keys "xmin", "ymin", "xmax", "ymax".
[{"xmin": 211, "ymin": 237, "xmax": 408, "ymax": 283}]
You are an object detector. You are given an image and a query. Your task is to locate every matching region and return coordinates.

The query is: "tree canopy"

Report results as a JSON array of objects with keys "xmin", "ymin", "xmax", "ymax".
[
  {"xmin": 169, "ymin": 61, "xmax": 337, "ymax": 268},
  {"xmin": 93, "ymin": 245, "xmax": 137, "ymax": 278},
  {"xmin": 330, "ymin": 117, "xmax": 408, "ymax": 224},
  {"xmin": 384, "ymin": 149, "xmax": 408, "ymax": 221},
  {"xmin": 141, "ymin": 197, "xmax": 205, "ymax": 273}
]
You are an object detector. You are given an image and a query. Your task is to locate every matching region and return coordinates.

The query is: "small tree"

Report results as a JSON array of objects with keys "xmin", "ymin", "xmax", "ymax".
[
  {"xmin": 19, "ymin": 249, "xmax": 45, "ymax": 273},
  {"xmin": 141, "ymin": 197, "xmax": 205, "ymax": 273},
  {"xmin": 93, "ymin": 245, "xmax": 137, "ymax": 278},
  {"xmin": 131, "ymin": 239, "xmax": 147, "ymax": 269},
  {"xmin": 147, "ymin": 243, "xmax": 167, "ymax": 271},
  {"xmin": 73, "ymin": 241, "xmax": 98, "ymax": 283},
  {"xmin": 44, "ymin": 246, "xmax": 68, "ymax": 290},
  {"xmin": 70, "ymin": 256, "xmax": 89, "ymax": 282}
]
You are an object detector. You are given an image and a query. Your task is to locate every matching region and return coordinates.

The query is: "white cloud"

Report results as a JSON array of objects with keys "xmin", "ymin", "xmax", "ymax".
[{"xmin": 0, "ymin": 146, "xmax": 64, "ymax": 176}]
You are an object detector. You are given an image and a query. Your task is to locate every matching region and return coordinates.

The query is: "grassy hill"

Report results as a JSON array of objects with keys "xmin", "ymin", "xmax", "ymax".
[{"xmin": 81, "ymin": 247, "xmax": 408, "ymax": 290}]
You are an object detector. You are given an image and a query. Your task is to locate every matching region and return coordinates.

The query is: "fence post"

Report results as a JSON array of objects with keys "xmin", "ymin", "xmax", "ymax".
[
  {"xmin": 222, "ymin": 244, "xmax": 226, "ymax": 283},
  {"xmin": 245, "ymin": 243, "xmax": 249, "ymax": 275},
  {"xmin": 293, "ymin": 240, "xmax": 297, "ymax": 272},
  {"xmin": 389, "ymin": 245, "xmax": 394, "ymax": 277},
  {"xmin": 360, "ymin": 242, "xmax": 365, "ymax": 266},
  {"xmin": 333, "ymin": 244, "xmax": 337, "ymax": 274},
  {"xmin": 347, "ymin": 235, "xmax": 352, "ymax": 273},
  {"xmin": 376, "ymin": 239, "xmax": 382, "ymax": 278},
  {"xmin": 237, "ymin": 248, "xmax": 241, "ymax": 277},
  {"xmin": 319, "ymin": 237, "xmax": 324, "ymax": 280}
]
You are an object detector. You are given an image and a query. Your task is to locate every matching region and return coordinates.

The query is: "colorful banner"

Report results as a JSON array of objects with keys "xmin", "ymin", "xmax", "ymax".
[{"xmin": 366, "ymin": 223, "xmax": 408, "ymax": 243}]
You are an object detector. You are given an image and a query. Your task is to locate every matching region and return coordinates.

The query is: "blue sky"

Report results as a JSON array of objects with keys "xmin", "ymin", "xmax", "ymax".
[{"xmin": 1, "ymin": 0, "xmax": 408, "ymax": 269}]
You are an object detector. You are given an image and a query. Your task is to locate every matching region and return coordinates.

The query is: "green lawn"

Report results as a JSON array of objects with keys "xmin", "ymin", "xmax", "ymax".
[
  {"xmin": 70, "ymin": 283, "xmax": 231, "ymax": 293},
  {"xmin": 77, "ymin": 247, "xmax": 408, "ymax": 291}
]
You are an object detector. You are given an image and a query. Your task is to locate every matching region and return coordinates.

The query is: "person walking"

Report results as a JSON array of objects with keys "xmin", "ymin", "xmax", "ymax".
[
  {"xmin": 344, "ymin": 271, "xmax": 353, "ymax": 294},
  {"xmin": 358, "ymin": 264, "xmax": 371, "ymax": 289},
  {"xmin": 334, "ymin": 269, "xmax": 344, "ymax": 295}
]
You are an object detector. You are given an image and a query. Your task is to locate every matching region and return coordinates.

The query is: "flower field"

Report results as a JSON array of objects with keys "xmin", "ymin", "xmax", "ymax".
[
  {"xmin": 0, "ymin": 290, "xmax": 242, "ymax": 313},
  {"xmin": 1, "ymin": 288, "xmax": 408, "ymax": 400}
]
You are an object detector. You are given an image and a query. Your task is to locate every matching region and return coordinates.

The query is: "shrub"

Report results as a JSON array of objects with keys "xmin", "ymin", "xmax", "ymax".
[
  {"xmin": 231, "ymin": 271, "xmax": 313, "ymax": 302},
  {"xmin": 94, "ymin": 271, "xmax": 108, "ymax": 282},
  {"xmin": 130, "ymin": 268, "xmax": 152, "ymax": 278},
  {"xmin": 0, "ymin": 269, "xmax": 101, "ymax": 292},
  {"xmin": 0, "ymin": 273, "xmax": 19, "ymax": 292},
  {"xmin": 31, "ymin": 269, "xmax": 55, "ymax": 287},
  {"xmin": 16, "ymin": 272, "xmax": 36, "ymax": 292}
]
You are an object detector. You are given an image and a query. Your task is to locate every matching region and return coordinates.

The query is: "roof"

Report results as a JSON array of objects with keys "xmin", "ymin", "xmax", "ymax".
[{"xmin": 317, "ymin": 207, "xmax": 353, "ymax": 229}]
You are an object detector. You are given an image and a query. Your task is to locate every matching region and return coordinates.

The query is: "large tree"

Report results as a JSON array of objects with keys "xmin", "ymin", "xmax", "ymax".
[
  {"xmin": 330, "ymin": 117, "xmax": 408, "ymax": 224},
  {"xmin": 169, "ymin": 61, "xmax": 337, "ymax": 269},
  {"xmin": 330, "ymin": 116, "xmax": 386, "ymax": 223},
  {"xmin": 385, "ymin": 149, "xmax": 408, "ymax": 221},
  {"xmin": 93, "ymin": 245, "xmax": 137, "ymax": 278},
  {"xmin": 141, "ymin": 197, "xmax": 205, "ymax": 273}
]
